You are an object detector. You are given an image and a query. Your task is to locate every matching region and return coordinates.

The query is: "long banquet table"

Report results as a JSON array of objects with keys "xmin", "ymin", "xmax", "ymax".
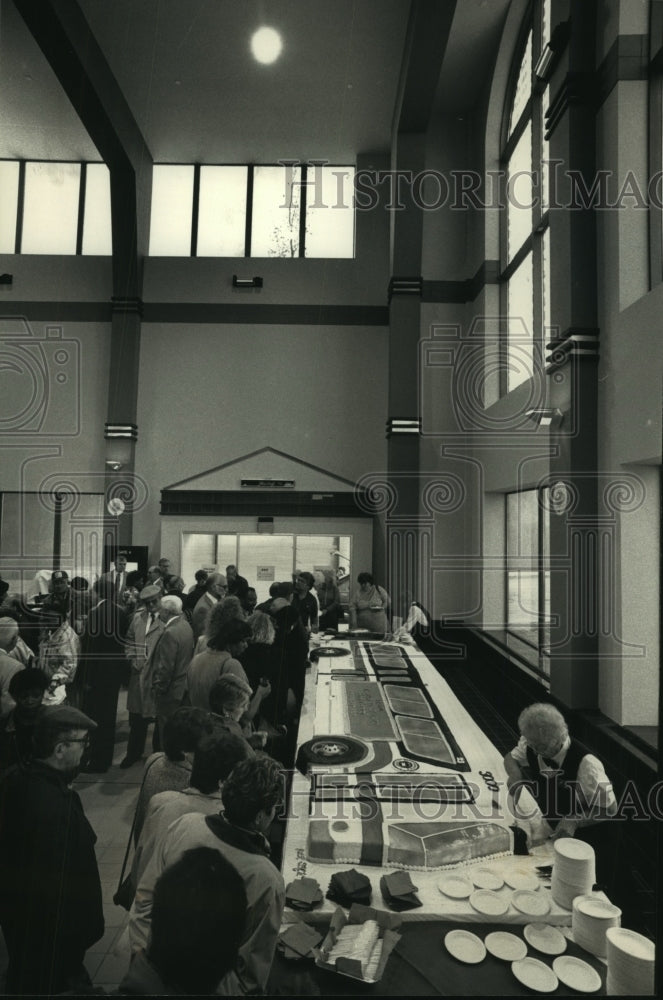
[{"xmin": 281, "ymin": 633, "xmax": 570, "ymax": 925}]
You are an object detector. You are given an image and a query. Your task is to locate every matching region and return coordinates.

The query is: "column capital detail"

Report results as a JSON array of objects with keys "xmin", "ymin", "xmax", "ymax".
[
  {"xmin": 386, "ymin": 417, "xmax": 421, "ymax": 438},
  {"xmin": 105, "ymin": 423, "xmax": 138, "ymax": 441},
  {"xmin": 111, "ymin": 296, "xmax": 144, "ymax": 317},
  {"xmin": 388, "ymin": 276, "xmax": 423, "ymax": 301},
  {"xmin": 546, "ymin": 327, "xmax": 599, "ymax": 370}
]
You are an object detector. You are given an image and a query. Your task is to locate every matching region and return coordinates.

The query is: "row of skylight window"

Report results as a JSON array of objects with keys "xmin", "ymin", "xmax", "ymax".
[{"xmin": 0, "ymin": 162, "xmax": 355, "ymax": 258}]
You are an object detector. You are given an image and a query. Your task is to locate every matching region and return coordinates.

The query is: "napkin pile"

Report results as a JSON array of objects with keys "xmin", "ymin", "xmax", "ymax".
[
  {"xmin": 379, "ymin": 871, "xmax": 422, "ymax": 911},
  {"xmin": 326, "ymin": 868, "xmax": 372, "ymax": 907},
  {"xmin": 278, "ymin": 922, "xmax": 323, "ymax": 961},
  {"xmin": 285, "ymin": 877, "xmax": 324, "ymax": 911}
]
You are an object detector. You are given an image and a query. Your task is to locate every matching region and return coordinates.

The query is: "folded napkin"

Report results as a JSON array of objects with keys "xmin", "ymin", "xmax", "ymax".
[
  {"xmin": 380, "ymin": 871, "xmax": 422, "ymax": 912},
  {"xmin": 285, "ymin": 877, "xmax": 324, "ymax": 911},
  {"xmin": 326, "ymin": 868, "xmax": 372, "ymax": 907},
  {"xmin": 278, "ymin": 922, "xmax": 323, "ymax": 960}
]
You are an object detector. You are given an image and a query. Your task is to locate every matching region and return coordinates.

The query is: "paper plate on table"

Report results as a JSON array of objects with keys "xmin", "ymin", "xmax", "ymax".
[
  {"xmin": 523, "ymin": 923, "xmax": 567, "ymax": 956},
  {"xmin": 469, "ymin": 889, "xmax": 509, "ymax": 917},
  {"xmin": 512, "ymin": 889, "xmax": 551, "ymax": 917},
  {"xmin": 575, "ymin": 895, "xmax": 621, "ymax": 921},
  {"xmin": 504, "ymin": 871, "xmax": 539, "ymax": 892},
  {"xmin": 511, "ymin": 957, "xmax": 559, "ymax": 993},
  {"xmin": 438, "ymin": 873, "xmax": 473, "ymax": 899},
  {"xmin": 444, "ymin": 929, "xmax": 486, "ymax": 964},
  {"xmin": 552, "ymin": 955, "xmax": 601, "ymax": 992},
  {"xmin": 472, "ymin": 867, "xmax": 504, "ymax": 891},
  {"xmin": 485, "ymin": 931, "xmax": 527, "ymax": 962}
]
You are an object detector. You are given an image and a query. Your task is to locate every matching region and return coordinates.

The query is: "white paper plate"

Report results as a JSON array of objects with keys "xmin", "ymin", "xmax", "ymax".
[
  {"xmin": 512, "ymin": 889, "xmax": 551, "ymax": 917},
  {"xmin": 504, "ymin": 871, "xmax": 540, "ymax": 892},
  {"xmin": 438, "ymin": 874, "xmax": 473, "ymax": 899},
  {"xmin": 523, "ymin": 923, "xmax": 567, "ymax": 956},
  {"xmin": 469, "ymin": 889, "xmax": 509, "ymax": 917},
  {"xmin": 575, "ymin": 895, "xmax": 621, "ymax": 921},
  {"xmin": 472, "ymin": 867, "xmax": 504, "ymax": 891},
  {"xmin": 552, "ymin": 955, "xmax": 602, "ymax": 993},
  {"xmin": 444, "ymin": 929, "xmax": 486, "ymax": 964},
  {"xmin": 511, "ymin": 957, "xmax": 559, "ymax": 993},
  {"xmin": 485, "ymin": 931, "xmax": 527, "ymax": 962},
  {"xmin": 606, "ymin": 927, "xmax": 655, "ymax": 962},
  {"xmin": 553, "ymin": 838, "xmax": 595, "ymax": 861}
]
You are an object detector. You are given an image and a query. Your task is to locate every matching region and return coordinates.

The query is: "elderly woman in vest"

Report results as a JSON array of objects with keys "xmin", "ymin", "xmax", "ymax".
[{"xmin": 503, "ymin": 702, "xmax": 620, "ymax": 898}]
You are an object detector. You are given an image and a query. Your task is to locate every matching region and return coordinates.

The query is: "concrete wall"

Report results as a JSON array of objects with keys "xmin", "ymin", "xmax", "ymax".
[
  {"xmin": 132, "ymin": 321, "xmax": 388, "ymax": 558},
  {"xmin": 594, "ymin": 10, "xmax": 661, "ymax": 723}
]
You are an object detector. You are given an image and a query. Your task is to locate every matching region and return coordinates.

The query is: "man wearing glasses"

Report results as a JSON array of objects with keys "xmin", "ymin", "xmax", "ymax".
[{"xmin": 0, "ymin": 704, "xmax": 104, "ymax": 995}]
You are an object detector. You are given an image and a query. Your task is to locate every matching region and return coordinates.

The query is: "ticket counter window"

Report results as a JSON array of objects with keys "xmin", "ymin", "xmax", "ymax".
[{"xmin": 181, "ymin": 532, "xmax": 351, "ymax": 604}]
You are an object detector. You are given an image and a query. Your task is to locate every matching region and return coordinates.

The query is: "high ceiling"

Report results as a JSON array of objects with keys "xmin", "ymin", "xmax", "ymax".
[{"xmin": 0, "ymin": 0, "xmax": 510, "ymax": 165}]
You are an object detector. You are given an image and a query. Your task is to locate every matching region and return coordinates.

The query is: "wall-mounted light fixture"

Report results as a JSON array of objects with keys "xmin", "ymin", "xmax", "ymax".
[
  {"xmin": 105, "ymin": 459, "xmax": 123, "ymax": 471},
  {"xmin": 0, "ymin": 273, "xmax": 13, "ymax": 286},
  {"xmin": 526, "ymin": 408, "xmax": 564, "ymax": 429},
  {"xmin": 232, "ymin": 275, "xmax": 263, "ymax": 289},
  {"xmin": 534, "ymin": 21, "xmax": 570, "ymax": 82}
]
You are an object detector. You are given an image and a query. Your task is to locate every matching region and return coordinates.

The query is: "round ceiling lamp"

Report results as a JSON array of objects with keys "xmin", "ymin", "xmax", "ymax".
[{"xmin": 250, "ymin": 26, "xmax": 282, "ymax": 64}]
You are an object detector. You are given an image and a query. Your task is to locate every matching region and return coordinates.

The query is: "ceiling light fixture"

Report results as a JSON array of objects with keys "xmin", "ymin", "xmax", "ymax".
[{"xmin": 250, "ymin": 26, "xmax": 282, "ymax": 65}]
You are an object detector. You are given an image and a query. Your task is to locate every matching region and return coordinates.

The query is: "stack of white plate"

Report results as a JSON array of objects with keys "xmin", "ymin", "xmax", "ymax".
[
  {"xmin": 572, "ymin": 893, "xmax": 621, "ymax": 958},
  {"xmin": 550, "ymin": 838, "xmax": 595, "ymax": 909},
  {"xmin": 606, "ymin": 927, "xmax": 655, "ymax": 995}
]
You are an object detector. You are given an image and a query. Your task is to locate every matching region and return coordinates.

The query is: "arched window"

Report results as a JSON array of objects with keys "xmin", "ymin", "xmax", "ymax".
[{"xmin": 500, "ymin": 0, "xmax": 551, "ymax": 394}]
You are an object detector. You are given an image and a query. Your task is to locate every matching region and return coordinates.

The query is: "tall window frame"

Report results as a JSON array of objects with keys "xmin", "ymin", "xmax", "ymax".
[
  {"xmin": 505, "ymin": 486, "xmax": 551, "ymax": 679},
  {"xmin": 499, "ymin": 0, "xmax": 552, "ymax": 395}
]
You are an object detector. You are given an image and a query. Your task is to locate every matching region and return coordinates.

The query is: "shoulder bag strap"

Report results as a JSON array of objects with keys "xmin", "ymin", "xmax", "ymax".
[{"xmin": 115, "ymin": 753, "xmax": 160, "ymax": 892}]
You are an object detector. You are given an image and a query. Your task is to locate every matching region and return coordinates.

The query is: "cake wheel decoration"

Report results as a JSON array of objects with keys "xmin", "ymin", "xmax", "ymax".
[{"xmin": 296, "ymin": 736, "xmax": 369, "ymax": 772}]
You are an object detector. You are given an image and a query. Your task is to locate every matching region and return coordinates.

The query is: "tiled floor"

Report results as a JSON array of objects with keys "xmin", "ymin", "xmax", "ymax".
[{"xmin": 0, "ymin": 690, "xmax": 144, "ymax": 994}]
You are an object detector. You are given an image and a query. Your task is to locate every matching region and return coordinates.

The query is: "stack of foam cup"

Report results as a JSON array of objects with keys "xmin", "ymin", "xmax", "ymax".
[
  {"xmin": 571, "ymin": 893, "xmax": 621, "ymax": 957},
  {"xmin": 550, "ymin": 837, "xmax": 596, "ymax": 909},
  {"xmin": 606, "ymin": 927, "xmax": 655, "ymax": 995}
]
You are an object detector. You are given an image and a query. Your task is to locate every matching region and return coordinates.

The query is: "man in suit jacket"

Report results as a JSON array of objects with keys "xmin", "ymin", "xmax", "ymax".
[
  {"xmin": 120, "ymin": 585, "xmax": 165, "ymax": 768},
  {"xmin": 78, "ymin": 581, "xmax": 129, "ymax": 772},
  {"xmin": 226, "ymin": 564, "xmax": 250, "ymax": 606},
  {"xmin": 151, "ymin": 596, "xmax": 194, "ymax": 750},
  {"xmin": 191, "ymin": 572, "xmax": 227, "ymax": 641},
  {"xmin": 98, "ymin": 551, "xmax": 130, "ymax": 605}
]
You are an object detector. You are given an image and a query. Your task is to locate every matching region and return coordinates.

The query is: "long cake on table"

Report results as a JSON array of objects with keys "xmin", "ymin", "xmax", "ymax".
[{"xmin": 307, "ymin": 802, "xmax": 514, "ymax": 871}]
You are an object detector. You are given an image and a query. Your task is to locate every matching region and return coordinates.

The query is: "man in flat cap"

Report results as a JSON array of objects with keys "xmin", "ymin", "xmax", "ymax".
[
  {"xmin": 0, "ymin": 704, "xmax": 104, "ymax": 995},
  {"xmin": 42, "ymin": 568, "xmax": 73, "ymax": 622},
  {"xmin": 121, "ymin": 584, "xmax": 164, "ymax": 768}
]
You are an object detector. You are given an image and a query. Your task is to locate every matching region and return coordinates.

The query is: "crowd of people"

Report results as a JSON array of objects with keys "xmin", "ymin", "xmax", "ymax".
[
  {"xmin": 0, "ymin": 558, "xmax": 624, "ymax": 995},
  {"xmin": 0, "ymin": 558, "xmax": 360, "ymax": 774},
  {"xmin": 0, "ymin": 557, "xmax": 398, "ymax": 995}
]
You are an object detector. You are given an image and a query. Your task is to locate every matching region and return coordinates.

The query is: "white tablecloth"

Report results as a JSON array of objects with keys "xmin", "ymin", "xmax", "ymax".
[{"xmin": 282, "ymin": 639, "xmax": 574, "ymax": 925}]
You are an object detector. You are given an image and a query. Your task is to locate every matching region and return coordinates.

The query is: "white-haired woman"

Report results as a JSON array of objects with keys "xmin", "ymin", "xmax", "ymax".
[{"xmin": 504, "ymin": 701, "xmax": 620, "ymax": 899}]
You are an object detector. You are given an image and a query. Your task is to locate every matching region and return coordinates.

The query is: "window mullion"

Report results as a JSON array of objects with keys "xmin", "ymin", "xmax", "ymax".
[{"xmin": 245, "ymin": 165, "xmax": 254, "ymax": 257}]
